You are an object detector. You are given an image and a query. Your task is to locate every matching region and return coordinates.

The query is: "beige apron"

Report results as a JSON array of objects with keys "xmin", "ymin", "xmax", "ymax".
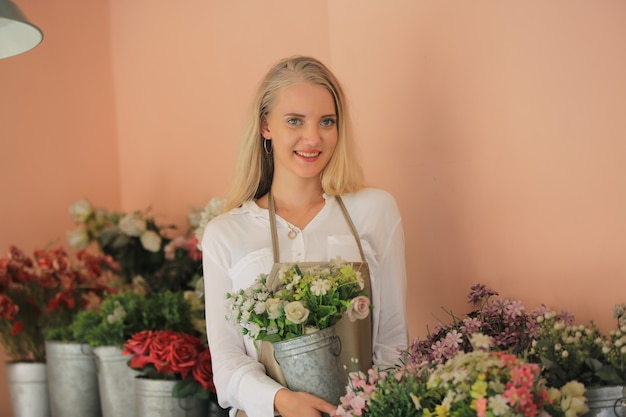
[{"xmin": 236, "ymin": 193, "xmax": 373, "ymax": 417}]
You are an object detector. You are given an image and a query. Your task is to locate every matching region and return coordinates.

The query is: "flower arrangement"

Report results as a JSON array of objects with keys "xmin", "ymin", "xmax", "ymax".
[
  {"xmin": 225, "ymin": 258, "xmax": 370, "ymax": 342},
  {"xmin": 337, "ymin": 334, "xmax": 590, "ymax": 417},
  {"xmin": 0, "ymin": 246, "xmax": 118, "ymax": 362},
  {"xmin": 404, "ymin": 284, "xmax": 538, "ymax": 366},
  {"xmin": 122, "ymin": 329, "xmax": 216, "ymax": 400},
  {"xmin": 67, "ymin": 199, "xmax": 173, "ymax": 286},
  {"xmin": 528, "ymin": 305, "xmax": 626, "ymax": 388}
]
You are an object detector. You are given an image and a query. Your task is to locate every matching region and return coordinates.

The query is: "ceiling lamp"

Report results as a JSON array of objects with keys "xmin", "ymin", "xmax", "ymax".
[{"xmin": 0, "ymin": 0, "xmax": 42, "ymax": 59}]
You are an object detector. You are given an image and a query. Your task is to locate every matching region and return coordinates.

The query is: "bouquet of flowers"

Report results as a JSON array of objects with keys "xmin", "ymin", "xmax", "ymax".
[
  {"xmin": 337, "ymin": 334, "xmax": 590, "ymax": 417},
  {"xmin": 122, "ymin": 329, "xmax": 216, "ymax": 399},
  {"xmin": 66, "ymin": 199, "xmax": 172, "ymax": 286},
  {"xmin": 404, "ymin": 283, "xmax": 539, "ymax": 366},
  {"xmin": 528, "ymin": 304, "xmax": 626, "ymax": 388},
  {"xmin": 0, "ymin": 246, "xmax": 118, "ymax": 362},
  {"xmin": 225, "ymin": 258, "xmax": 370, "ymax": 342}
]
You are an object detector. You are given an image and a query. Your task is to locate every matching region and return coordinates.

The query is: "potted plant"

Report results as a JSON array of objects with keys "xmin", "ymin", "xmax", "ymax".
[
  {"xmin": 0, "ymin": 245, "xmax": 117, "ymax": 417},
  {"xmin": 225, "ymin": 258, "xmax": 371, "ymax": 404},
  {"xmin": 70, "ymin": 289, "xmax": 197, "ymax": 417},
  {"xmin": 338, "ymin": 333, "xmax": 590, "ymax": 417},
  {"xmin": 122, "ymin": 329, "xmax": 217, "ymax": 417}
]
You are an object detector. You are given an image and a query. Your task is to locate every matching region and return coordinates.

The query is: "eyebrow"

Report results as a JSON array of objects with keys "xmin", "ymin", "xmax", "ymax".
[{"xmin": 283, "ymin": 112, "xmax": 337, "ymax": 118}]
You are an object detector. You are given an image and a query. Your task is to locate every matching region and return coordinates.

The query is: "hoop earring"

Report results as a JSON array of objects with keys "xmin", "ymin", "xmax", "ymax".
[{"xmin": 263, "ymin": 138, "xmax": 272, "ymax": 154}]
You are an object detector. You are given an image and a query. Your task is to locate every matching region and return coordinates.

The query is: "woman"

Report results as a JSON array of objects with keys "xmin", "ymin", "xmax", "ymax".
[{"xmin": 202, "ymin": 56, "xmax": 408, "ymax": 417}]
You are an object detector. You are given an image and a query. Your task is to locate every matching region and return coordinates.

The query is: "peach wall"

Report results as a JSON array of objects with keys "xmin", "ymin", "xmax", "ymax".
[{"xmin": 2, "ymin": 0, "xmax": 626, "ymax": 414}]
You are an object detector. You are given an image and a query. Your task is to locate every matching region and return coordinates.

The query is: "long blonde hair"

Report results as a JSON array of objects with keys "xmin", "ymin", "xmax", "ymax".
[{"xmin": 224, "ymin": 56, "xmax": 364, "ymax": 211}]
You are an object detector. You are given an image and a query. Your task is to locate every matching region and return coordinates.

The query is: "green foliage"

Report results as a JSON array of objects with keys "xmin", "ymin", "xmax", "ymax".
[
  {"xmin": 70, "ymin": 290, "xmax": 195, "ymax": 348},
  {"xmin": 367, "ymin": 368, "xmax": 439, "ymax": 417}
]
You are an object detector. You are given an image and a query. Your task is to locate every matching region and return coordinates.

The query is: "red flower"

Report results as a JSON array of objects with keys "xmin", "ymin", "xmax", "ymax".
[
  {"xmin": 164, "ymin": 334, "xmax": 203, "ymax": 379},
  {"xmin": 123, "ymin": 330, "xmax": 156, "ymax": 356},
  {"xmin": 11, "ymin": 321, "xmax": 23, "ymax": 335},
  {"xmin": 192, "ymin": 349, "xmax": 216, "ymax": 393},
  {"xmin": 124, "ymin": 329, "xmax": 216, "ymax": 396},
  {"xmin": 0, "ymin": 295, "xmax": 18, "ymax": 320}
]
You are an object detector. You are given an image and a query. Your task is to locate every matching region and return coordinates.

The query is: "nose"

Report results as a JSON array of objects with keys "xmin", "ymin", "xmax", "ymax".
[{"xmin": 301, "ymin": 124, "xmax": 323, "ymax": 146}]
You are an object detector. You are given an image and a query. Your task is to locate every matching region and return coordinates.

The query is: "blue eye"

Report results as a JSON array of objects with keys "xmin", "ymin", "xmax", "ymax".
[
  {"xmin": 287, "ymin": 118, "xmax": 301, "ymax": 125},
  {"xmin": 320, "ymin": 118, "xmax": 336, "ymax": 127}
]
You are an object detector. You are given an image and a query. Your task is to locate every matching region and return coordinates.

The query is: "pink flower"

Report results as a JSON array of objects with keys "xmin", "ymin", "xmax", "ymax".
[{"xmin": 347, "ymin": 296, "xmax": 370, "ymax": 322}]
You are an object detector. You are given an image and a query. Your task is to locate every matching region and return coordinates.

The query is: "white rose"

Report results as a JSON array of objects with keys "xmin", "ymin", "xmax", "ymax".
[
  {"xmin": 67, "ymin": 228, "xmax": 89, "ymax": 249},
  {"xmin": 284, "ymin": 301, "xmax": 309, "ymax": 324},
  {"xmin": 69, "ymin": 199, "xmax": 93, "ymax": 222},
  {"xmin": 140, "ymin": 230, "xmax": 161, "ymax": 252},
  {"xmin": 118, "ymin": 213, "xmax": 147, "ymax": 236}
]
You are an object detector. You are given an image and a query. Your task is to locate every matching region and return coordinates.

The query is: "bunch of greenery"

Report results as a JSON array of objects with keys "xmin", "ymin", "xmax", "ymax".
[{"xmin": 70, "ymin": 290, "xmax": 195, "ymax": 348}]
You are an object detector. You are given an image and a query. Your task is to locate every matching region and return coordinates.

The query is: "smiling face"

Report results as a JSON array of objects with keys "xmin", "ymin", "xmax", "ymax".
[{"xmin": 261, "ymin": 81, "xmax": 338, "ymax": 188}]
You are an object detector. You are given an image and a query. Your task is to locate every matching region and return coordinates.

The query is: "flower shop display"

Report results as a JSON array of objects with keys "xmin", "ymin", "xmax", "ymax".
[
  {"xmin": 337, "ymin": 334, "xmax": 589, "ymax": 417},
  {"xmin": 123, "ymin": 329, "xmax": 216, "ymax": 417},
  {"xmin": 69, "ymin": 290, "xmax": 199, "ymax": 417},
  {"xmin": 0, "ymin": 245, "xmax": 117, "ymax": 362},
  {"xmin": 335, "ymin": 284, "xmax": 595, "ymax": 417},
  {"xmin": 225, "ymin": 259, "xmax": 371, "ymax": 404}
]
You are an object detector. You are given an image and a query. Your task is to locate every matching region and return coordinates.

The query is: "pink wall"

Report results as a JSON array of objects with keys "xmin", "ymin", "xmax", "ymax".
[{"xmin": 2, "ymin": 0, "xmax": 626, "ymax": 414}]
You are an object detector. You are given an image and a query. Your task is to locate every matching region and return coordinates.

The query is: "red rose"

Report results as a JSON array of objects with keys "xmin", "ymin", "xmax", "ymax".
[
  {"xmin": 163, "ymin": 334, "xmax": 203, "ymax": 379},
  {"xmin": 192, "ymin": 349, "xmax": 216, "ymax": 393},
  {"xmin": 123, "ymin": 330, "xmax": 156, "ymax": 356},
  {"xmin": 148, "ymin": 330, "xmax": 180, "ymax": 374}
]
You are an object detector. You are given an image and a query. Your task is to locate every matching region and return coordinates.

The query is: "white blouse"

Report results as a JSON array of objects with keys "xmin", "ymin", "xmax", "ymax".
[{"xmin": 202, "ymin": 187, "xmax": 409, "ymax": 417}]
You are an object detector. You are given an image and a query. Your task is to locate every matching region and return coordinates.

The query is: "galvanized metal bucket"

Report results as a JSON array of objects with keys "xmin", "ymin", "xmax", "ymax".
[
  {"xmin": 94, "ymin": 345, "xmax": 139, "ymax": 417},
  {"xmin": 272, "ymin": 326, "xmax": 346, "ymax": 405},
  {"xmin": 584, "ymin": 385, "xmax": 626, "ymax": 417},
  {"xmin": 6, "ymin": 362, "xmax": 51, "ymax": 417},
  {"xmin": 134, "ymin": 377, "xmax": 209, "ymax": 417},
  {"xmin": 45, "ymin": 341, "xmax": 101, "ymax": 417}
]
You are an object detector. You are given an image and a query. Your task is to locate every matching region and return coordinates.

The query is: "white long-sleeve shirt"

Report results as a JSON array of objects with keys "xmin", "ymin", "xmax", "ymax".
[{"xmin": 202, "ymin": 187, "xmax": 409, "ymax": 417}]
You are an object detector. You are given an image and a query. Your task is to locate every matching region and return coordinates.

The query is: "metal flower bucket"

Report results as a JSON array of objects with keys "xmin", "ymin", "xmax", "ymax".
[
  {"xmin": 584, "ymin": 385, "xmax": 626, "ymax": 417},
  {"xmin": 272, "ymin": 325, "xmax": 346, "ymax": 405}
]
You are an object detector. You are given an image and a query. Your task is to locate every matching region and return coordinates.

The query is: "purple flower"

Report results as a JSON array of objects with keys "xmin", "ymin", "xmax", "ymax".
[{"xmin": 467, "ymin": 283, "xmax": 499, "ymax": 306}]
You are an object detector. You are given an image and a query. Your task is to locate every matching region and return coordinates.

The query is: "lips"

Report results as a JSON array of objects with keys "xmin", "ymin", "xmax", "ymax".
[{"xmin": 294, "ymin": 150, "xmax": 321, "ymax": 158}]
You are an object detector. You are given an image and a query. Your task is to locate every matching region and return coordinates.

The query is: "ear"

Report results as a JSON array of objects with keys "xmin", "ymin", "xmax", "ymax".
[{"xmin": 260, "ymin": 116, "xmax": 270, "ymax": 139}]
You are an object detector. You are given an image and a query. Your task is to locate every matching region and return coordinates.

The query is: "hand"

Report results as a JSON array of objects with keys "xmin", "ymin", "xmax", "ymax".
[{"xmin": 274, "ymin": 388, "xmax": 338, "ymax": 417}]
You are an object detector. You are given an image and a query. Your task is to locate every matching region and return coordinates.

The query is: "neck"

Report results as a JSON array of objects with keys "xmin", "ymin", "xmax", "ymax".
[{"xmin": 268, "ymin": 186, "xmax": 325, "ymax": 230}]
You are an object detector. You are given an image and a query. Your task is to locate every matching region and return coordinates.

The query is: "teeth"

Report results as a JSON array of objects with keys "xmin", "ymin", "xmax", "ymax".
[{"xmin": 295, "ymin": 151, "xmax": 319, "ymax": 157}]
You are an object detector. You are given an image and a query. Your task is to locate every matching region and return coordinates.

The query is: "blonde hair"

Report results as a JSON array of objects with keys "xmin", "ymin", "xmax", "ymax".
[{"xmin": 224, "ymin": 56, "xmax": 364, "ymax": 211}]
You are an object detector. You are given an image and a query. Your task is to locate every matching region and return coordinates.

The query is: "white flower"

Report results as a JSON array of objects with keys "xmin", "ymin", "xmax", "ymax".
[
  {"xmin": 69, "ymin": 199, "xmax": 93, "ymax": 222},
  {"xmin": 106, "ymin": 302, "xmax": 126, "ymax": 324},
  {"xmin": 119, "ymin": 213, "xmax": 147, "ymax": 236},
  {"xmin": 67, "ymin": 228, "xmax": 89, "ymax": 249},
  {"xmin": 310, "ymin": 278, "xmax": 332, "ymax": 296},
  {"xmin": 469, "ymin": 333, "xmax": 493, "ymax": 350},
  {"xmin": 254, "ymin": 301, "xmax": 266, "ymax": 315},
  {"xmin": 265, "ymin": 298, "xmax": 283, "ymax": 320},
  {"xmin": 284, "ymin": 301, "xmax": 309, "ymax": 324},
  {"xmin": 194, "ymin": 197, "xmax": 225, "ymax": 249},
  {"xmin": 140, "ymin": 230, "xmax": 161, "ymax": 252},
  {"xmin": 488, "ymin": 395, "xmax": 510, "ymax": 416}
]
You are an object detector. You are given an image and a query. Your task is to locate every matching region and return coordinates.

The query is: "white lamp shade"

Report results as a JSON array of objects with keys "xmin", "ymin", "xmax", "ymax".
[{"xmin": 0, "ymin": 0, "xmax": 42, "ymax": 59}]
